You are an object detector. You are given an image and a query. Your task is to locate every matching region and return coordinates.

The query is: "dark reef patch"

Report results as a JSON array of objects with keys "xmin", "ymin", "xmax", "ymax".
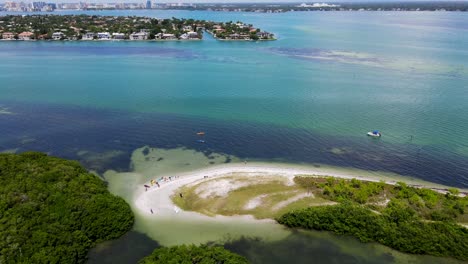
[{"xmin": 0, "ymin": 101, "xmax": 467, "ymax": 187}]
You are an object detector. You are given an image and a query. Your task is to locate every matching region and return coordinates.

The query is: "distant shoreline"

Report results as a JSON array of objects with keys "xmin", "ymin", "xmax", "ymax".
[
  {"xmin": 0, "ymin": 15, "xmax": 276, "ymax": 42},
  {"xmin": 3, "ymin": 3, "xmax": 468, "ymax": 13}
]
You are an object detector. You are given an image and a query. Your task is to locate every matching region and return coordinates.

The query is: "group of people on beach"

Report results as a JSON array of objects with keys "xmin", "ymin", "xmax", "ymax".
[{"xmin": 144, "ymin": 175, "xmax": 181, "ymax": 191}]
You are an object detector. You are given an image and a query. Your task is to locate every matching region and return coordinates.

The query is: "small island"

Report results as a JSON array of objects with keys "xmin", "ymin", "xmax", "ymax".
[
  {"xmin": 156, "ymin": 166, "xmax": 468, "ymax": 261},
  {"xmin": 0, "ymin": 15, "xmax": 275, "ymax": 41}
]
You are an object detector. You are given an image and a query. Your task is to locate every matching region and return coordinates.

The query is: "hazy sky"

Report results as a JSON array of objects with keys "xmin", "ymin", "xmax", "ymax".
[{"xmin": 0, "ymin": 0, "xmax": 464, "ymax": 4}]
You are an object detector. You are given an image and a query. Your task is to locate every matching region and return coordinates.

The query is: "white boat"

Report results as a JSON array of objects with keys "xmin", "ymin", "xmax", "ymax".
[{"xmin": 367, "ymin": 130, "xmax": 381, "ymax": 137}]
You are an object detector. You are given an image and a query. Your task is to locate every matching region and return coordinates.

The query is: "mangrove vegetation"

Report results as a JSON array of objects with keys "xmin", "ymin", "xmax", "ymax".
[
  {"xmin": 0, "ymin": 152, "xmax": 134, "ymax": 263},
  {"xmin": 277, "ymin": 202, "xmax": 468, "ymax": 261},
  {"xmin": 278, "ymin": 176, "xmax": 468, "ymax": 260},
  {"xmin": 138, "ymin": 244, "xmax": 249, "ymax": 264}
]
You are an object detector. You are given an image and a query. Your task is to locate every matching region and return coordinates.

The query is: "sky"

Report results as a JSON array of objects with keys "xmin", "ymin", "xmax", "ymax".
[{"xmin": 0, "ymin": 0, "xmax": 466, "ymax": 4}]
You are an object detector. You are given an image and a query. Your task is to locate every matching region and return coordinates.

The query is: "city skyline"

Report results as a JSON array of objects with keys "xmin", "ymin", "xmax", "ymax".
[{"xmin": 1, "ymin": 0, "xmax": 466, "ymax": 4}]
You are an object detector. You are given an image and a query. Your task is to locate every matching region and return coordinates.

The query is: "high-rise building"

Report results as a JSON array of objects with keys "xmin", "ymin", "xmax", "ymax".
[
  {"xmin": 32, "ymin": 2, "xmax": 46, "ymax": 11},
  {"xmin": 146, "ymin": 0, "xmax": 151, "ymax": 9}
]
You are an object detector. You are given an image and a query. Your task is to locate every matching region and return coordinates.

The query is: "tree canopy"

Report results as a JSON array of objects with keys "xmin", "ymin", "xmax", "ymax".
[
  {"xmin": 139, "ymin": 244, "xmax": 249, "ymax": 264},
  {"xmin": 277, "ymin": 202, "xmax": 468, "ymax": 261},
  {"xmin": 0, "ymin": 152, "xmax": 134, "ymax": 264}
]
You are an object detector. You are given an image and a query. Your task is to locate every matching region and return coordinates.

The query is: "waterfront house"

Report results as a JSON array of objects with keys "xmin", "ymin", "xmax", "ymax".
[
  {"xmin": 240, "ymin": 34, "xmax": 250, "ymax": 40},
  {"xmin": 228, "ymin": 33, "xmax": 241, "ymax": 40},
  {"xmin": 182, "ymin": 25, "xmax": 193, "ymax": 32},
  {"xmin": 162, "ymin": 33, "xmax": 176, "ymax": 40},
  {"xmin": 51, "ymin": 32, "xmax": 64, "ymax": 40},
  {"xmin": 212, "ymin": 28, "xmax": 225, "ymax": 33},
  {"xmin": 112, "ymin": 33, "xmax": 125, "ymax": 40},
  {"xmin": 37, "ymin": 34, "xmax": 48, "ymax": 40},
  {"xmin": 257, "ymin": 31, "xmax": 273, "ymax": 39},
  {"xmin": 2, "ymin": 32, "xmax": 15, "ymax": 40},
  {"xmin": 236, "ymin": 23, "xmax": 246, "ymax": 28},
  {"xmin": 129, "ymin": 32, "xmax": 148, "ymax": 40},
  {"xmin": 180, "ymin": 31, "xmax": 199, "ymax": 40},
  {"xmin": 97, "ymin": 32, "xmax": 111, "ymax": 40},
  {"xmin": 18, "ymin": 32, "xmax": 34, "ymax": 40},
  {"xmin": 82, "ymin": 32, "xmax": 95, "ymax": 40},
  {"xmin": 187, "ymin": 31, "xmax": 198, "ymax": 39}
]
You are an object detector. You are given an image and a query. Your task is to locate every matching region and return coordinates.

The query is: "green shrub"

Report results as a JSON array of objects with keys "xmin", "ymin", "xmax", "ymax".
[{"xmin": 139, "ymin": 244, "xmax": 248, "ymax": 264}]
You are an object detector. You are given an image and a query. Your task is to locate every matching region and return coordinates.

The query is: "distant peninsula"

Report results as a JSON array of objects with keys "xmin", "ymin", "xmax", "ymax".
[{"xmin": 0, "ymin": 15, "xmax": 275, "ymax": 41}]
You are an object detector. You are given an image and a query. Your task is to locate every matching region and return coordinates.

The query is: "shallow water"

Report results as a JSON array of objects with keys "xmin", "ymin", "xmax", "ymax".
[{"xmin": 91, "ymin": 146, "xmax": 464, "ymax": 264}]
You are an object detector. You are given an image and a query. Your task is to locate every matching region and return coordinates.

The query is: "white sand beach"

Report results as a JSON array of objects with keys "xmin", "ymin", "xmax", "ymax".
[{"xmin": 134, "ymin": 162, "xmax": 466, "ymax": 219}]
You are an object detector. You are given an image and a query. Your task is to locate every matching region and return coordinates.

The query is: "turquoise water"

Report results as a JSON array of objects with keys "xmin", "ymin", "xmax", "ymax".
[{"xmin": 1, "ymin": 11, "xmax": 468, "ymax": 186}]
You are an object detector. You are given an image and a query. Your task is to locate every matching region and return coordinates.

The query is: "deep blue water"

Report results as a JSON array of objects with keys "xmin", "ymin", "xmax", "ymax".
[{"xmin": 1, "ymin": 101, "xmax": 467, "ymax": 187}]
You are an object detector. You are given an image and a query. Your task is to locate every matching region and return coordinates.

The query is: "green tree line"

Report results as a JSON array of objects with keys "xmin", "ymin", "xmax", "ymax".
[{"xmin": 139, "ymin": 244, "xmax": 249, "ymax": 264}]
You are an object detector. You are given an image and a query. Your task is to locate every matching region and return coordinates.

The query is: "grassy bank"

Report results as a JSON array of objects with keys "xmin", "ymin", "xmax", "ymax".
[
  {"xmin": 294, "ymin": 176, "xmax": 468, "ymax": 223},
  {"xmin": 172, "ymin": 173, "xmax": 467, "ymax": 223},
  {"xmin": 172, "ymin": 174, "xmax": 332, "ymax": 219}
]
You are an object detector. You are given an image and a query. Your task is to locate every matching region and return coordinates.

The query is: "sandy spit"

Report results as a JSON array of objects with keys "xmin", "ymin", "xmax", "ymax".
[{"xmin": 133, "ymin": 162, "xmax": 466, "ymax": 221}]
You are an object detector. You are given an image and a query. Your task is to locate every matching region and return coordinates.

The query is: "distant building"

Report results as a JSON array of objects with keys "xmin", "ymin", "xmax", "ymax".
[
  {"xmin": 1, "ymin": 32, "xmax": 15, "ymax": 40},
  {"xmin": 51, "ymin": 32, "xmax": 64, "ymax": 40},
  {"xmin": 32, "ymin": 2, "xmax": 46, "ymax": 11},
  {"xmin": 129, "ymin": 32, "xmax": 148, "ymax": 40},
  {"xmin": 180, "ymin": 31, "xmax": 199, "ymax": 40},
  {"xmin": 18, "ymin": 32, "xmax": 34, "ymax": 40},
  {"xmin": 97, "ymin": 32, "xmax": 111, "ymax": 40},
  {"xmin": 257, "ymin": 31, "xmax": 273, "ymax": 39},
  {"xmin": 37, "ymin": 34, "xmax": 48, "ymax": 40},
  {"xmin": 112, "ymin": 33, "xmax": 126, "ymax": 40},
  {"xmin": 46, "ymin": 3, "xmax": 56, "ymax": 10},
  {"xmin": 146, "ymin": 0, "xmax": 151, "ymax": 9},
  {"xmin": 161, "ymin": 33, "xmax": 176, "ymax": 40},
  {"xmin": 82, "ymin": 32, "xmax": 95, "ymax": 40},
  {"xmin": 187, "ymin": 32, "xmax": 198, "ymax": 38}
]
